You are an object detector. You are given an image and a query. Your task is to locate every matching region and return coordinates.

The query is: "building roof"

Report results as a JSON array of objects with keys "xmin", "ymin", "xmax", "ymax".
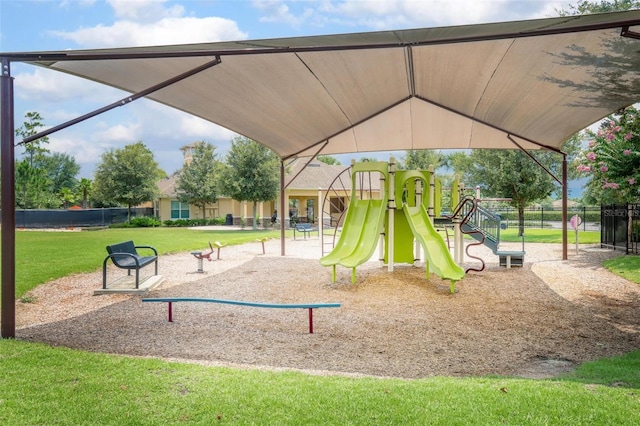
[{"xmin": 159, "ymin": 158, "xmax": 359, "ymax": 198}]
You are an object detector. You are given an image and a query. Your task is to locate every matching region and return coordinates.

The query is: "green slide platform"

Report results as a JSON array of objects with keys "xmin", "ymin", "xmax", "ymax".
[
  {"xmin": 404, "ymin": 204, "xmax": 465, "ymax": 292},
  {"xmin": 320, "ymin": 198, "xmax": 386, "ymax": 283}
]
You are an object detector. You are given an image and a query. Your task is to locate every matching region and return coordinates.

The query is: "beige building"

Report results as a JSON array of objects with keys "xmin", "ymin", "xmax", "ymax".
[{"xmin": 155, "ymin": 146, "xmax": 359, "ymax": 227}]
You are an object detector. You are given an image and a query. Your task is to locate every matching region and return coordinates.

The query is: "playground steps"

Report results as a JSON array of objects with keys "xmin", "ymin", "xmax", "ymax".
[
  {"xmin": 461, "ymin": 222, "xmax": 525, "ymax": 268},
  {"xmin": 497, "ymin": 251, "xmax": 525, "ymax": 267}
]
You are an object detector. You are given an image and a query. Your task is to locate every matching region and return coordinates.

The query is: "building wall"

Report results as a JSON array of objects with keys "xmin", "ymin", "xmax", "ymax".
[{"xmin": 157, "ymin": 196, "xmax": 276, "ymax": 225}]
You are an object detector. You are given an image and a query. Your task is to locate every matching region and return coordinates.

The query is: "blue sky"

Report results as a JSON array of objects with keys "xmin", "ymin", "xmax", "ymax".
[{"xmin": 1, "ymin": 0, "xmax": 579, "ymax": 180}]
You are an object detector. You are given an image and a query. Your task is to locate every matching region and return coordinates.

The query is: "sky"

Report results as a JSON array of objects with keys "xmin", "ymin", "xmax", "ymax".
[{"xmin": 0, "ymin": 0, "xmax": 580, "ymax": 180}]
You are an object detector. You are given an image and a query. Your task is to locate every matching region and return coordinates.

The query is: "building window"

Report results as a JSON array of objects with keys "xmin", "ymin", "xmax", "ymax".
[{"xmin": 171, "ymin": 200, "xmax": 190, "ymax": 219}]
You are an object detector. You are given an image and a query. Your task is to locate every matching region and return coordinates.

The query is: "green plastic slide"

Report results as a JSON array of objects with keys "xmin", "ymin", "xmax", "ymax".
[
  {"xmin": 404, "ymin": 204, "xmax": 465, "ymax": 290},
  {"xmin": 320, "ymin": 198, "xmax": 386, "ymax": 282}
]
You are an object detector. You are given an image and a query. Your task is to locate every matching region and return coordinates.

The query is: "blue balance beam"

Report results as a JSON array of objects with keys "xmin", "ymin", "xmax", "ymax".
[{"xmin": 142, "ymin": 297, "xmax": 340, "ymax": 334}]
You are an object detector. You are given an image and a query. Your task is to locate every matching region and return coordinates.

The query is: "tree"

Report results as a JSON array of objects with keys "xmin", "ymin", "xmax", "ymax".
[
  {"xmin": 34, "ymin": 152, "xmax": 80, "ymax": 195},
  {"xmin": 175, "ymin": 141, "xmax": 220, "ymax": 220},
  {"xmin": 317, "ymin": 155, "xmax": 341, "ymax": 165},
  {"xmin": 14, "ymin": 112, "xmax": 51, "ymax": 208},
  {"xmin": 218, "ymin": 136, "xmax": 280, "ymax": 229},
  {"xmin": 559, "ymin": 1, "xmax": 640, "ymax": 205},
  {"xmin": 15, "ymin": 111, "xmax": 50, "ymax": 166},
  {"xmin": 76, "ymin": 178, "xmax": 93, "ymax": 209},
  {"xmin": 458, "ymin": 150, "xmax": 557, "ymax": 236},
  {"xmin": 15, "ymin": 160, "xmax": 57, "ymax": 209},
  {"xmin": 399, "ymin": 150, "xmax": 445, "ymax": 171},
  {"xmin": 92, "ymin": 142, "xmax": 165, "ymax": 221},
  {"xmin": 557, "ymin": 0, "xmax": 640, "ymax": 15},
  {"xmin": 575, "ymin": 106, "xmax": 640, "ymax": 204},
  {"xmin": 59, "ymin": 187, "xmax": 76, "ymax": 209}
]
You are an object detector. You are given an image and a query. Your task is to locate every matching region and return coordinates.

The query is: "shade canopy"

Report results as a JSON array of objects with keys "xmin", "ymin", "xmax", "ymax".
[{"xmin": 5, "ymin": 11, "xmax": 640, "ymax": 159}]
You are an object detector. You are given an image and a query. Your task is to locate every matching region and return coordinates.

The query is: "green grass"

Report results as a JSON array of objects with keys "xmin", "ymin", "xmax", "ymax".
[
  {"xmin": 8, "ymin": 227, "xmax": 282, "ymax": 298},
  {"xmin": 500, "ymin": 228, "xmax": 601, "ymax": 244},
  {"xmin": 604, "ymin": 255, "xmax": 640, "ymax": 284},
  {"xmin": 1, "ymin": 340, "xmax": 639, "ymax": 425}
]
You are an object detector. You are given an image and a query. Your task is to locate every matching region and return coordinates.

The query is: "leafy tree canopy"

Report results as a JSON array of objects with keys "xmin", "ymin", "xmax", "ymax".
[
  {"xmin": 399, "ymin": 150, "xmax": 445, "ymax": 171},
  {"xmin": 317, "ymin": 155, "xmax": 341, "ymax": 165},
  {"xmin": 457, "ymin": 150, "xmax": 558, "ymax": 235},
  {"xmin": 557, "ymin": 0, "xmax": 640, "ymax": 15},
  {"xmin": 576, "ymin": 106, "xmax": 640, "ymax": 204},
  {"xmin": 33, "ymin": 152, "xmax": 80, "ymax": 195},
  {"xmin": 15, "ymin": 111, "xmax": 49, "ymax": 164},
  {"xmin": 175, "ymin": 141, "xmax": 220, "ymax": 219},
  {"xmin": 218, "ymin": 136, "xmax": 279, "ymax": 229},
  {"xmin": 92, "ymin": 142, "xmax": 165, "ymax": 219}
]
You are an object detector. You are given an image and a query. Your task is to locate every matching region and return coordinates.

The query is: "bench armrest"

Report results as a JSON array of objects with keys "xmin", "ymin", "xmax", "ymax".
[{"xmin": 134, "ymin": 245, "xmax": 158, "ymax": 256}]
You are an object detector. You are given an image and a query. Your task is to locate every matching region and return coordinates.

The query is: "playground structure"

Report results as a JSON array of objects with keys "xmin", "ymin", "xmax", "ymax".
[{"xmin": 319, "ymin": 159, "xmax": 525, "ymax": 292}]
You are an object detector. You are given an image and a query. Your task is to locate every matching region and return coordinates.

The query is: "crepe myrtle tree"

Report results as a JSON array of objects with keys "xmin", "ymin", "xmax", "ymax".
[
  {"xmin": 218, "ymin": 136, "xmax": 280, "ymax": 229},
  {"xmin": 575, "ymin": 106, "xmax": 640, "ymax": 205}
]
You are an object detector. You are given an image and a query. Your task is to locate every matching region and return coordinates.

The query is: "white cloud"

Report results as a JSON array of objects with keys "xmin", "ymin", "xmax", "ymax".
[
  {"xmin": 179, "ymin": 115, "xmax": 235, "ymax": 142},
  {"xmin": 50, "ymin": 16, "xmax": 247, "ymax": 48},
  {"xmin": 14, "ymin": 67, "xmax": 122, "ymax": 104},
  {"xmin": 256, "ymin": 0, "xmax": 575, "ymax": 30},
  {"xmin": 94, "ymin": 122, "xmax": 142, "ymax": 143},
  {"xmin": 254, "ymin": 0, "xmax": 315, "ymax": 27},
  {"xmin": 107, "ymin": 0, "xmax": 183, "ymax": 23}
]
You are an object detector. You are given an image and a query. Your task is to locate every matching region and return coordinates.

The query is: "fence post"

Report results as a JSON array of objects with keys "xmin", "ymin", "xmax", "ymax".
[{"xmin": 541, "ymin": 207, "xmax": 544, "ymax": 229}]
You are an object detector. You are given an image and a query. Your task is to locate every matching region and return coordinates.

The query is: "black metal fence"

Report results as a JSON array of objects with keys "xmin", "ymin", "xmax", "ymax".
[
  {"xmin": 600, "ymin": 204, "xmax": 640, "ymax": 254},
  {"xmin": 488, "ymin": 206, "xmax": 601, "ymax": 231},
  {"xmin": 7, "ymin": 207, "xmax": 154, "ymax": 229}
]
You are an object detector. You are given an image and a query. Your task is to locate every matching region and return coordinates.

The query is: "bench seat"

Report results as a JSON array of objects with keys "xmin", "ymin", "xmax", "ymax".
[
  {"xmin": 103, "ymin": 240, "xmax": 158, "ymax": 289},
  {"xmin": 293, "ymin": 223, "xmax": 318, "ymax": 239}
]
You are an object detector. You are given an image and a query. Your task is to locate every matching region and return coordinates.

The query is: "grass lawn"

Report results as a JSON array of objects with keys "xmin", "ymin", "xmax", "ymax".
[
  {"xmin": 8, "ymin": 227, "xmax": 282, "ymax": 298},
  {"xmin": 1, "ymin": 226, "xmax": 639, "ymax": 424},
  {"xmin": 1, "ymin": 340, "xmax": 639, "ymax": 425},
  {"xmin": 500, "ymin": 228, "xmax": 601, "ymax": 244}
]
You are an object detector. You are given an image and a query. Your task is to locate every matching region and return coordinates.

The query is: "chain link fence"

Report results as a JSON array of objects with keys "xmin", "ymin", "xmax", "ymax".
[{"xmin": 7, "ymin": 207, "xmax": 154, "ymax": 229}]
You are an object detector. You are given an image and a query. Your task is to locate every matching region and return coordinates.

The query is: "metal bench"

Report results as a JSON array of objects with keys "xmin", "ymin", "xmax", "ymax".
[
  {"xmin": 142, "ymin": 297, "xmax": 340, "ymax": 334},
  {"xmin": 293, "ymin": 223, "xmax": 318, "ymax": 240},
  {"xmin": 103, "ymin": 241, "xmax": 158, "ymax": 289}
]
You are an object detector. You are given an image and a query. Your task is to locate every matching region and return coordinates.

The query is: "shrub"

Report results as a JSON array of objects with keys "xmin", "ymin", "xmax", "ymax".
[{"xmin": 129, "ymin": 216, "xmax": 162, "ymax": 227}]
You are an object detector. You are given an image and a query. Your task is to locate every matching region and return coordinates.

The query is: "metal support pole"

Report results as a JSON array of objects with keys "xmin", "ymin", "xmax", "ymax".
[
  {"xmin": 280, "ymin": 160, "xmax": 286, "ymax": 256},
  {"xmin": 1, "ymin": 57, "xmax": 16, "ymax": 338},
  {"xmin": 562, "ymin": 153, "xmax": 568, "ymax": 260}
]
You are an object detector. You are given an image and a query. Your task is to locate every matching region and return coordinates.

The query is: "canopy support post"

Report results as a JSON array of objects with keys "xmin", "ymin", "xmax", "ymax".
[{"xmin": 1, "ymin": 57, "xmax": 16, "ymax": 338}]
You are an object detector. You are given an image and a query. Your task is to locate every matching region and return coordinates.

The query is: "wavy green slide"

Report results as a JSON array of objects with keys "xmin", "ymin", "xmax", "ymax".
[
  {"xmin": 404, "ymin": 204, "xmax": 465, "ymax": 292},
  {"xmin": 320, "ymin": 198, "xmax": 386, "ymax": 283}
]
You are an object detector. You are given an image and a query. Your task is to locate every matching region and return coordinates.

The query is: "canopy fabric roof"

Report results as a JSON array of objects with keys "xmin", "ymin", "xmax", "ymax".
[{"xmin": 7, "ymin": 11, "xmax": 640, "ymax": 159}]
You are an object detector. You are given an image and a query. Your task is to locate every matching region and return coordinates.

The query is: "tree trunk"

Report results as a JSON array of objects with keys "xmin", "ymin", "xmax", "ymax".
[
  {"xmin": 202, "ymin": 205, "xmax": 206, "ymax": 221},
  {"xmin": 518, "ymin": 204, "xmax": 525, "ymax": 237},
  {"xmin": 252, "ymin": 201, "xmax": 258, "ymax": 230}
]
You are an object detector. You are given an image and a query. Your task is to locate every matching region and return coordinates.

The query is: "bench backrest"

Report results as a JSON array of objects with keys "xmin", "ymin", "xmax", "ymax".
[
  {"xmin": 107, "ymin": 241, "xmax": 138, "ymax": 264},
  {"xmin": 296, "ymin": 223, "xmax": 312, "ymax": 230}
]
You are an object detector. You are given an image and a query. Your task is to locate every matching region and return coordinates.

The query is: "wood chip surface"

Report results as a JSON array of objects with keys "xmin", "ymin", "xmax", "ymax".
[{"xmin": 11, "ymin": 235, "xmax": 640, "ymax": 379}]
